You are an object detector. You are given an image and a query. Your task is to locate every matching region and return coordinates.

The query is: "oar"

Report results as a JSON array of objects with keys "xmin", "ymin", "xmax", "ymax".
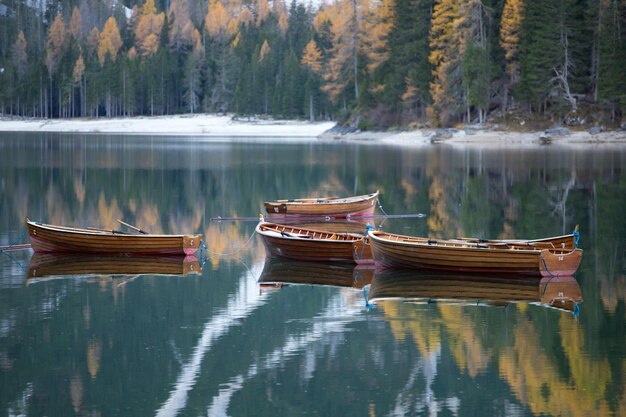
[{"xmin": 117, "ymin": 220, "xmax": 149, "ymax": 234}]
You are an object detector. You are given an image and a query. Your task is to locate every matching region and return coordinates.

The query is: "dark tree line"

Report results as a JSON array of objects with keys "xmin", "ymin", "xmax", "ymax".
[{"xmin": 0, "ymin": 0, "xmax": 625, "ymax": 128}]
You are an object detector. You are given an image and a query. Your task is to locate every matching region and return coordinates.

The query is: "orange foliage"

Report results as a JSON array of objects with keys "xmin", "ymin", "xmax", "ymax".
[
  {"xmin": 86, "ymin": 27, "xmax": 100, "ymax": 56},
  {"xmin": 69, "ymin": 7, "xmax": 83, "ymax": 40},
  {"xmin": 359, "ymin": 0, "xmax": 394, "ymax": 72},
  {"xmin": 255, "ymin": 0, "xmax": 270, "ymax": 26},
  {"xmin": 205, "ymin": 0, "xmax": 229, "ymax": 38},
  {"xmin": 301, "ymin": 40, "xmax": 323, "ymax": 74},
  {"xmin": 168, "ymin": 0, "xmax": 194, "ymax": 49},
  {"xmin": 258, "ymin": 39, "xmax": 270, "ymax": 63},
  {"xmin": 72, "ymin": 54, "xmax": 85, "ymax": 84},
  {"xmin": 318, "ymin": 0, "xmax": 357, "ymax": 102},
  {"xmin": 274, "ymin": 0, "xmax": 289, "ymax": 34},
  {"xmin": 135, "ymin": 0, "xmax": 165, "ymax": 57},
  {"xmin": 98, "ymin": 17, "xmax": 123, "ymax": 65},
  {"xmin": 46, "ymin": 15, "xmax": 67, "ymax": 75}
]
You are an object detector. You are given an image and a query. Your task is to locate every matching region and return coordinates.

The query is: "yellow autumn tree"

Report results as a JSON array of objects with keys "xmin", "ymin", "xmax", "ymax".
[
  {"xmin": 135, "ymin": 0, "xmax": 165, "ymax": 57},
  {"xmin": 273, "ymin": 0, "xmax": 289, "ymax": 34},
  {"xmin": 359, "ymin": 0, "xmax": 394, "ymax": 73},
  {"xmin": 45, "ymin": 15, "xmax": 67, "ymax": 77},
  {"xmin": 168, "ymin": 0, "xmax": 194, "ymax": 50},
  {"xmin": 500, "ymin": 0, "xmax": 524, "ymax": 84},
  {"xmin": 301, "ymin": 40, "xmax": 323, "ymax": 74},
  {"xmin": 98, "ymin": 17, "xmax": 123, "ymax": 65},
  {"xmin": 239, "ymin": 6, "xmax": 254, "ymax": 27},
  {"xmin": 86, "ymin": 27, "xmax": 100, "ymax": 56},
  {"xmin": 258, "ymin": 39, "xmax": 270, "ymax": 63},
  {"xmin": 73, "ymin": 54, "xmax": 85, "ymax": 84},
  {"xmin": 317, "ymin": 0, "xmax": 358, "ymax": 103},
  {"xmin": 69, "ymin": 7, "xmax": 83, "ymax": 40},
  {"xmin": 204, "ymin": 0, "xmax": 230, "ymax": 39},
  {"xmin": 255, "ymin": 0, "xmax": 270, "ymax": 27}
]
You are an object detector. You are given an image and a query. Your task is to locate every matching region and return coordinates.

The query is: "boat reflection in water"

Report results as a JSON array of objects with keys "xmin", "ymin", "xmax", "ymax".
[
  {"xmin": 27, "ymin": 253, "xmax": 202, "ymax": 283},
  {"xmin": 257, "ymin": 258, "xmax": 374, "ymax": 290},
  {"xmin": 368, "ymin": 269, "xmax": 582, "ymax": 314}
]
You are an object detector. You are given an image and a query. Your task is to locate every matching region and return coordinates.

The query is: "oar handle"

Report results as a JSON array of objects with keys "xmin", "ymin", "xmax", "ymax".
[{"xmin": 117, "ymin": 220, "xmax": 148, "ymax": 234}]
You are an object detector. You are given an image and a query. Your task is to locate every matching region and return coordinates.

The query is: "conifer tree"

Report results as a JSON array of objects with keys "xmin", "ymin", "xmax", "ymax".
[
  {"xmin": 384, "ymin": 0, "xmax": 433, "ymax": 124},
  {"xmin": 597, "ymin": 0, "xmax": 626, "ymax": 121},
  {"xmin": 428, "ymin": 0, "xmax": 462, "ymax": 125},
  {"xmin": 183, "ymin": 28, "xmax": 204, "ymax": 113},
  {"xmin": 301, "ymin": 39, "xmax": 323, "ymax": 120},
  {"xmin": 11, "ymin": 31, "xmax": 28, "ymax": 114},
  {"xmin": 500, "ymin": 0, "xmax": 524, "ymax": 110}
]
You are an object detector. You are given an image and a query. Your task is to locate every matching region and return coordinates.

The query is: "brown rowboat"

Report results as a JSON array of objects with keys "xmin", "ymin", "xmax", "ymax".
[
  {"xmin": 368, "ymin": 230, "xmax": 582, "ymax": 277},
  {"xmin": 264, "ymin": 191, "xmax": 379, "ymax": 219},
  {"xmin": 26, "ymin": 219, "xmax": 201, "ymax": 256},
  {"xmin": 256, "ymin": 221, "xmax": 373, "ymax": 264}
]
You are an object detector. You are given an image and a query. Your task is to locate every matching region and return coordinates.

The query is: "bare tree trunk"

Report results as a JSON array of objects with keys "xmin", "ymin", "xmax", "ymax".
[{"xmin": 309, "ymin": 94, "xmax": 314, "ymax": 122}]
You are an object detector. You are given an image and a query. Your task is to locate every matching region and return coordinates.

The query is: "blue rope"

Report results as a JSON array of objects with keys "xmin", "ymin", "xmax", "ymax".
[
  {"xmin": 572, "ymin": 302, "xmax": 580, "ymax": 318},
  {"xmin": 541, "ymin": 257, "xmax": 556, "ymax": 279},
  {"xmin": 198, "ymin": 240, "xmax": 208, "ymax": 269},
  {"xmin": 354, "ymin": 269, "xmax": 374, "ymax": 310}
]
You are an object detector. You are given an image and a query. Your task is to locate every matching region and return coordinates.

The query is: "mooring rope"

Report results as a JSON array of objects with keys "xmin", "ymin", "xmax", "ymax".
[
  {"xmin": 0, "ymin": 228, "xmax": 30, "ymax": 271},
  {"xmin": 201, "ymin": 228, "xmax": 258, "ymax": 258},
  {"xmin": 0, "ymin": 228, "xmax": 29, "ymax": 252},
  {"xmin": 377, "ymin": 200, "xmax": 389, "ymax": 217}
]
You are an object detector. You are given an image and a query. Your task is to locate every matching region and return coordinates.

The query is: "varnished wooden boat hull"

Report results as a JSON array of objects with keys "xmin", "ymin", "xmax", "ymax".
[
  {"xmin": 369, "ymin": 269, "xmax": 582, "ymax": 311},
  {"xmin": 26, "ymin": 220, "xmax": 201, "ymax": 256},
  {"xmin": 368, "ymin": 231, "xmax": 582, "ymax": 277},
  {"xmin": 28, "ymin": 253, "xmax": 201, "ymax": 279},
  {"xmin": 256, "ymin": 222, "xmax": 372, "ymax": 263},
  {"xmin": 258, "ymin": 259, "xmax": 373, "ymax": 289},
  {"xmin": 264, "ymin": 191, "xmax": 379, "ymax": 219}
]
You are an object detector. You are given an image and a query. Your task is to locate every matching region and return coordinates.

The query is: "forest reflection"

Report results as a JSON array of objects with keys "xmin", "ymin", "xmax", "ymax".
[{"xmin": 0, "ymin": 135, "xmax": 624, "ymax": 416}]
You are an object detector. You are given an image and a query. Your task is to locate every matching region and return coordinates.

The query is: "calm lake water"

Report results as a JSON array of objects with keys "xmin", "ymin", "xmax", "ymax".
[{"xmin": 0, "ymin": 132, "xmax": 624, "ymax": 417}]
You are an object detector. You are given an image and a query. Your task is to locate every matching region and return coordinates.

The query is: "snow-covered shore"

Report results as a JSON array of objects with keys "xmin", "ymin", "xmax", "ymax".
[
  {"xmin": 1, "ymin": 114, "xmax": 624, "ymax": 146},
  {"xmin": 0, "ymin": 114, "xmax": 335, "ymax": 137}
]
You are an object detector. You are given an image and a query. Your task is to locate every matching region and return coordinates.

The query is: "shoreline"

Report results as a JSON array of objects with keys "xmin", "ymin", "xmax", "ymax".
[{"xmin": 1, "ymin": 114, "xmax": 624, "ymax": 146}]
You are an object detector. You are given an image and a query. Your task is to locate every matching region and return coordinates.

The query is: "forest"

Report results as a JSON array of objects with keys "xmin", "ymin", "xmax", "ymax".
[{"xmin": 0, "ymin": 0, "xmax": 625, "ymax": 129}]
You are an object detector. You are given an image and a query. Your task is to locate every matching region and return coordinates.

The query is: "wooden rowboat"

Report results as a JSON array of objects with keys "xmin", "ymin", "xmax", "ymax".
[
  {"xmin": 368, "ymin": 269, "xmax": 582, "ymax": 312},
  {"xmin": 258, "ymin": 259, "xmax": 373, "ymax": 289},
  {"xmin": 264, "ymin": 191, "xmax": 379, "ymax": 219},
  {"xmin": 368, "ymin": 230, "xmax": 582, "ymax": 277},
  {"xmin": 256, "ymin": 221, "xmax": 373, "ymax": 264},
  {"xmin": 28, "ymin": 253, "xmax": 201, "ymax": 280},
  {"xmin": 26, "ymin": 219, "xmax": 202, "ymax": 256}
]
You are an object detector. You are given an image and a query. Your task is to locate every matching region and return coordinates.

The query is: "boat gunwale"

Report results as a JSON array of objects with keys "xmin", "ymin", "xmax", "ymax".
[
  {"xmin": 368, "ymin": 230, "xmax": 579, "ymax": 256},
  {"xmin": 27, "ymin": 220, "xmax": 198, "ymax": 239},
  {"xmin": 256, "ymin": 222, "xmax": 364, "ymax": 243},
  {"xmin": 264, "ymin": 191, "xmax": 379, "ymax": 207}
]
